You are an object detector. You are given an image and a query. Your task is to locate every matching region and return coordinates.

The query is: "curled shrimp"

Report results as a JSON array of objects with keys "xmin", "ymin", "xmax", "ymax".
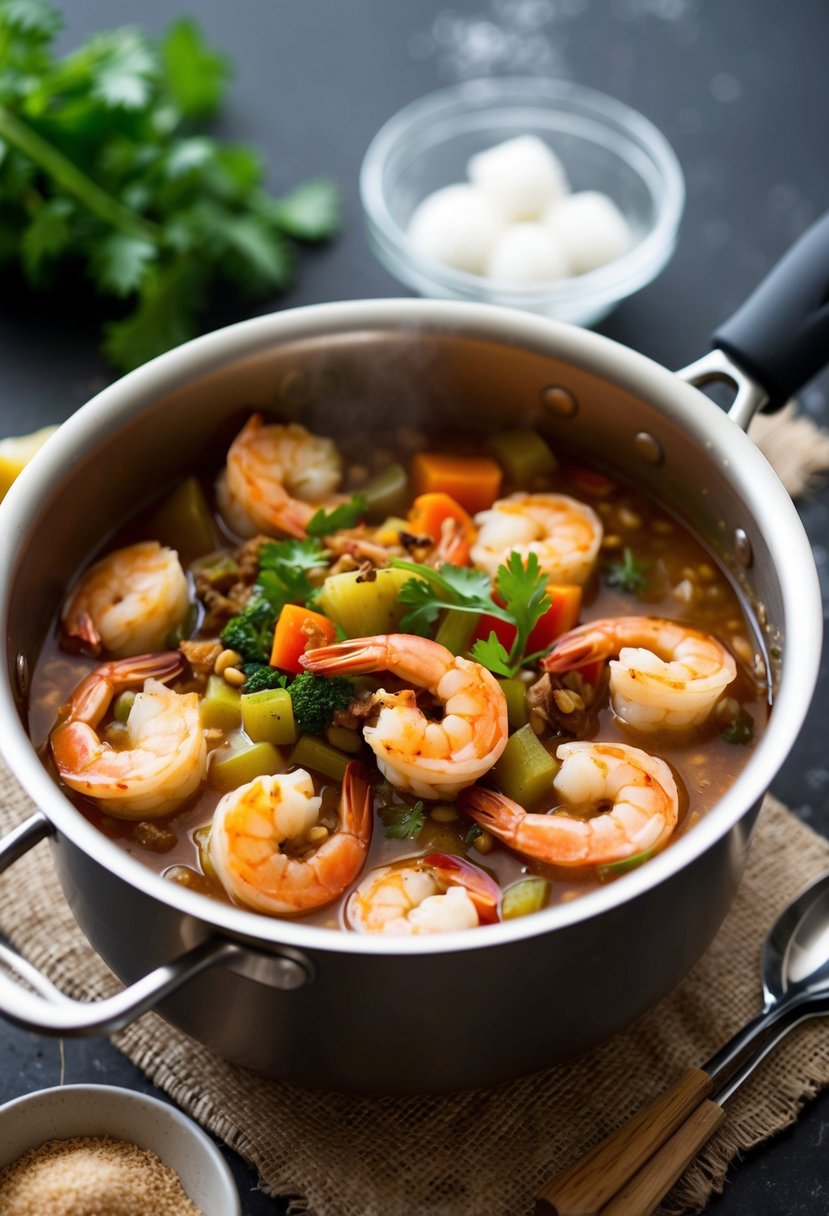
[
  {"xmin": 301, "ymin": 634, "xmax": 508, "ymax": 800},
  {"xmin": 209, "ymin": 761, "xmax": 372, "ymax": 915},
  {"xmin": 471, "ymin": 492, "xmax": 603, "ymax": 584},
  {"xmin": 50, "ymin": 653, "xmax": 206, "ymax": 818},
  {"xmin": 543, "ymin": 615, "xmax": 737, "ymax": 731},
  {"xmin": 216, "ymin": 413, "xmax": 343, "ymax": 539},
  {"xmin": 61, "ymin": 542, "xmax": 190, "ymax": 659},
  {"xmin": 347, "ymin": 852, "xmax": 500, "ymax": 934},
  {"xmin": 459, "ymin": 741, "xmax": 679, "ymax": 867}
]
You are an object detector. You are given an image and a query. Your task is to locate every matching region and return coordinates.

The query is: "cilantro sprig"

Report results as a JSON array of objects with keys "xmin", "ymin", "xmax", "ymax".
[
  {"xmin": 380, "ymin": 801, "xmax": 426, "ymax": 840},
  {"xmin": 305, "ymin": 494, "xmax": 366, "ymax": 538},
  {"xmin": 0, "ymin": 5, "xmax": 340, "ymax": 370},
  {"xmin": 605, "ymin": 548, "xmax": 650, "ymax": 595},
  {"xmin": 220, "ymin": 538, "xmax": 328, "ymax": 664}
]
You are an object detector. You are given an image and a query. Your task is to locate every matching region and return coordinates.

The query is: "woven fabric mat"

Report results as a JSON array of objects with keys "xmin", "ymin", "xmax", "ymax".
[{"xmin": 3, "ymin": 405, "xmax": 829, "ymax": 1215}]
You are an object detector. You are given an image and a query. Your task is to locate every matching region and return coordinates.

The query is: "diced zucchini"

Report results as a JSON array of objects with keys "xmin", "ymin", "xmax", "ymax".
[
  {"xmin": 502, "ymin": 877, "xmax": 549, "ymax": 920},
  {"xmin": 240, "ymin": 687, "xmax": 296, "ymax": 745},
  {"xmin": 361, "ymin": 463, "xmax": 409, "ymax": 521},
  {"xmin": 498, "ymin": 678, "xmax": 529, "ymax": 730},
  {"xmin": 290, "ymin": 733, "xmax": 350, "ymax": 782},
  {"xmin": 200, "ymin": 675, "xmax": 242, "ymax": 731},
  {"xmin": 596, "ymin": 848, "xmax": 655, "ymax": 882},
  {"xmin": 209, "ymin": 740, "xmax": 282, "ymax": 791},
  {"xmin": 145, "ymin": 477, "xmax": 219, "ymax": 565},
  {"xmin": 316, "ymin": 566, "xmax": 422, "ymax": 638},
  {"xmin": 435, "ymin": 609, "xmax": 478, "ymax": 656},
  {"xmin": 325, "ymin": 725, "xmax": 363, "ymax": 754},
  {"xmin": 494, "ymin": 724, "xmax": 559, "ymax": 807},
  {"xmin": 486, "ymin": 429, "xmax": 557, "ymax": 487}
]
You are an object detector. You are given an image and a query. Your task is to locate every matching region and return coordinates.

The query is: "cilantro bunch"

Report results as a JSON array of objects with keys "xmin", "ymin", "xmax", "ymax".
[{"xmin": 0, "ymin": 3, "xmax": 340, "ymax": 370}]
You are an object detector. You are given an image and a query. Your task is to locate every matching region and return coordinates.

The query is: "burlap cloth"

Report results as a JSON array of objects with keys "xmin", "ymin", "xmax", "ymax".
[{"xmin": 2, "ymin": 404, "xmax": 829, "ymax": 1216}]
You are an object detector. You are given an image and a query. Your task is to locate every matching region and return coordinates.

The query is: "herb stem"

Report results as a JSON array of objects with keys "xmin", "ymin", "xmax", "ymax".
[{"xmin": 0, "ymin": 106, "xmax": 162, "ymax": 245}]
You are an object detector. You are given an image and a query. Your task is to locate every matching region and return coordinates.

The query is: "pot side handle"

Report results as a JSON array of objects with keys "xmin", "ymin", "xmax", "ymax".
[
  {"xmin": 0, "ymin": 812, "xmax": 239, "ymax": 1035},
  {"xmin": 711, "ymin": 211, "xmax": 829, "ymax": 413}
]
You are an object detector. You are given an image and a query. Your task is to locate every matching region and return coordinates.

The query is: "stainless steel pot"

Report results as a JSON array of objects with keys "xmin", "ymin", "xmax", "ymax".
[{"xmin": 0, "ymin": 219, "xmax": 826, "ymax": 1093}]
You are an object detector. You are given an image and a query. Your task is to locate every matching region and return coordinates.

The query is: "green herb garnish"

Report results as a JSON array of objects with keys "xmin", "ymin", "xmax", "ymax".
[
  {"xmin": 605, "ymin": 548, "xmax": 650, "ymax": 595},
  {"xmin": 463, "ymin": 823, "xmax": 483, "ymax": 849},
  {"xmin": 305, "ymin": 494, "xmax": 366, "ymax": 538},
  {"xmin": 381, "ymin": 801, "xmax": 426, "ymax": 840},
  {"xmin": 220, "ymin": 538, "xmax": 328, "ymax": 664},
  {"xmin": 0, "ymin": 5, "xmax": 340, "ymax": 370},
  {"xmin": 723, "ymin": 713, "xmax": 754, "ymax": 746}
]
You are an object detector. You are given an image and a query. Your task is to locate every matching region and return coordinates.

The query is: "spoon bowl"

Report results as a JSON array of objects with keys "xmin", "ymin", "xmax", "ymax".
[{"xmin": 763, "ymin": 869, "xmax": 829, "ymax": 1001}]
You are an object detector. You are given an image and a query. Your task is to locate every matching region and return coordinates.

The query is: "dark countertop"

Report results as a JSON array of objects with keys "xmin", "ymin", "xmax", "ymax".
[{"xmin": 2, "ymin": 1, "xmax": 828, "ymax": 1212}]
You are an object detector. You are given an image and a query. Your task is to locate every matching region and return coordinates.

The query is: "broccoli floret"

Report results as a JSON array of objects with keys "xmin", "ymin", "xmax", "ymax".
[
  {"xmin": 241, "ymin": 663, "xmax": 287, "ymax": 694},
  {"xmin": 220, "ymin": 598, "xmax": 277, "ymax": 665},
  {"xmin": 288, "ymin": 672, "xmax": 354, "ymax": 735}
]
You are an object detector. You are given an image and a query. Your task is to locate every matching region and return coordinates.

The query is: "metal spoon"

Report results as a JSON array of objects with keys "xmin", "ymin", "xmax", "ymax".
[{"xmin": 536, "ymin": 868, "xmax": 829, "ymax": 1216}]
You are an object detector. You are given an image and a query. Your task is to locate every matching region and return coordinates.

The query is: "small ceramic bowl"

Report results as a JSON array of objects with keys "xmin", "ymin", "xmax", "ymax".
[
  {"xmin": 0, "ymin": 1084, "xmax": 241, "ymax": 1215},
  {"xmin": 360, "ymin": 77, "xmax": 685, "ymax": 327}
]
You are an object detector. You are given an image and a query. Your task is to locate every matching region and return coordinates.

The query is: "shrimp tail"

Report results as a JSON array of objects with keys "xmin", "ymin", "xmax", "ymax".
[
  {"xmin": 542, "ymin": 626, "xmax": 608, "ymax": 673},
  {"xmin": 62, "ymin": 609, "xmax": 102, "ymax": 657},
  {"xmin": 340, "ymin": 760, "xmax": 374, "ymax": 842},
  {"xmin": 301, "ymin": 637, "xmax": 389, "ymax": 677},
  {"xmin": 423, "ymin": 851, "xmax": 501, "ymax": 923},
  {"xmin": 457, "ymin": 786, "xmax": 525, "ymax": 839},
  {"xmin": 58, "ymin": 651, "xmax": 184, "ymax": 727}
]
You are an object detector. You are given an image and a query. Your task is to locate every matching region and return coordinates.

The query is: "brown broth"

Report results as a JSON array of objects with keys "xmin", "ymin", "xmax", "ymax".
[{"xmin": 30, "ymin": 430, "xmax": 770, "ymax": 930}]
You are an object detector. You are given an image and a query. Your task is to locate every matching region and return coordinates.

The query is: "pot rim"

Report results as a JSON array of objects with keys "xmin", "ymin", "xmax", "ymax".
[{"xmin": 0, "ymin": 299, "xmax": 820, "ymax": 958}]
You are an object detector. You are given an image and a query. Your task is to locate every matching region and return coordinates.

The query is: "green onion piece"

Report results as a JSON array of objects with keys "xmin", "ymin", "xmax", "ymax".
[
  {"xmin": 361, "ymin": 462, "xmax": 409, "ymax": 521},
  {"xmin": 596, "ymin": 848, "xmax": 656, "ymax": 882},
  {"xmin": 435, "ymin": 608, "xmax": 478, "ymax": 656},
  {"xmin": 290, "ymin": 733, "xmax": 350, "ymax": 782},
  {"xmin": 497, "ymin": 677, "xmax": 529, "ymax": 730},
  {"xmin": 486, "ymin": 429, "xmax": 557, "ymax": 487},
  {"xmin": 113, "ymin": 690, "xmax": 136, "ymax": 724},
  {"xmin": 494, "ymin": 724, "xmax": 559, "ymax": 807},
  {"xmin": 501, "ymin": 877, "xmax": 549, "ymax": 920}
]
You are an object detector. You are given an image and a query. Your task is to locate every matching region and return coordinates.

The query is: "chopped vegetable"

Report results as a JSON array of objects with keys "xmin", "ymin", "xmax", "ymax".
[
  {"xmin": 407, "ymin": 492, "xmax": 476, "ymax": 565},
  {"xmin": 486, "ymin": 429, "xmax": 557, "ymax": 487},
  {"xmin": 501, "ymin": 877, "xmax": 549, "ymax": 919},
  {"xmin": 473, "ymin": 583, "xmax": 582, "ymax": 660},
  {"xmin": 596, "ymin": 848, "xmax": 655, "ymax": 881},
  {"xmin": 723, "ymin": 712, "xmax": 754, "ymax": 746},
  {"xmin": 605, "ymin": 548, "xmax": 650, "ymax": 595},
  {"xmin": 360, "ymin": 463, "xmax": 409, "ymax": 521},
  {"xmin": 393, "ymin": 559, "xmax": 503, "ymax": 636},
  {"xmin": 567, "ymin": 467, "xmax": 618, "ymax": 497},
  {"xmin": 144, "ymin": 477, "xmax": 217, "ymax": 565},
  {"xmin": 288, "ymin": 672, "xmax": 354, "ymax": 736},
  {"xmin": 497, "ymin": 678, "xmax": 529, "ymax": 729},
  {"xmin": 270, "ymin": 603, "xmax": 335, "ymax": 674},
  {"xmin": 380, "ymin": 801, "xmax": 426, "ymax": 840},
  {"xmin": 200, "ymin": 675, "xmax": 242, "ymax": 730},
  {"xmin": 113, "ymin": 690, "xmax": 136, "ymax": 723},
  {"xmin": 290, "ymin": 733, "xmax": 350, "ymax": 782},
  {"xmin": 209, "ymin": 739, "xmax": 282, "ymax": 791},
  {"xmin": 221, "ymin": 538, "xmax": 329, "ymax": 664},
  {"xmin": 434, "ymin": 608, "xmax": 479, "ymax": 656},
  {"xmin": 317, "ymin": 566, "xmax": 420, "ymax": 638},
  {"xmin": 494, "ymin": 724, "xmax": 559, "ymax": 807},
  {"xmin": 469, "ymin": 552, "xmax": 551, "ymax": 676},
  {"xmin": 193, "ymin": 824, "xmax": 217, "ymax": 882},
  {"xmin": 325, "ymin": 725, "xmax": 362, "ymax": 754},
  {"xmin": 411, "ymin": 452, "xmax": 502, "ymax": 514},
  {"xmin": 240, "ymin": 687, "xmax": 296, "ymax": 746},
  {"xmin": 0, "ymin": 7, "xmax": 341, "ymax": 370},
  {"xmin": 220, "ymin": 598, "xmax": 277, "ymax": 665},
  {"xmin": 241, "ymin": 663, "xmax": 285, "ymax": 693},
  {"xmin": 305, "ymin": 494, "xmax": 366, "ymax": 537}
]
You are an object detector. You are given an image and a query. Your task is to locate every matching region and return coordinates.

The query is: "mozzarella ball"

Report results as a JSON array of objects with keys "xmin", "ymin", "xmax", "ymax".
[
  {"xmin": 485, "ymin": 223, "xmax": 569, "ymax": 283},
  {"xmin": 546, "ymin": 191, "xmax": 632, "ymax": 274},
  {"xmin": 407, "ymin": 184, "xmax": 503, "ymax": 274},
  {"xmin": 468, "ymin": 135, "xmax": 569, "ymax": 221}
]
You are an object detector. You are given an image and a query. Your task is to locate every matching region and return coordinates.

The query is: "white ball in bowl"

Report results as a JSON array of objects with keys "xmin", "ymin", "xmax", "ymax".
[
  {"xmin": 407, "ymin": 184, "xmax": 503, "ymax": 274},
  {"xmin": 485, "ymin": 223, "xmax": 569, "ymax": 283},
  {"xmin": 546, "ymin": 191, "xmax": 632, "ymax": 274},
  {"xmin": 468, "ymin": 135, "xmax": 569, "ymax": 222}
]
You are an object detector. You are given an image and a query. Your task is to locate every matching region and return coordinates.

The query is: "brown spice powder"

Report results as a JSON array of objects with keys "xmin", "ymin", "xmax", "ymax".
[{"xmin": 0, "ymin": 1135, "xmax": 204, "ymax": 1216}]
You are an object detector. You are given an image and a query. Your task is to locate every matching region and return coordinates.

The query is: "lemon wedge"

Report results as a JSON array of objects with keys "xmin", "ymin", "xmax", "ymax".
[{"xmin": 0, "ymin": 425, "xmax": 59, "ymax": 501}]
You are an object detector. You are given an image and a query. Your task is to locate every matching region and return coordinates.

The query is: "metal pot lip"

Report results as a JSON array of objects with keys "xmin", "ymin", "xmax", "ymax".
[{"xmin": 0, "ymin": 298, "xmax": 821, "ymax": 958}]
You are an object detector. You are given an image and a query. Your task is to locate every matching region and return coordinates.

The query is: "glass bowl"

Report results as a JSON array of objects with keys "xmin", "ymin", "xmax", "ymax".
[{"xmin": 360, "ymin": 78, "xmax": 685, "ymax": 327}]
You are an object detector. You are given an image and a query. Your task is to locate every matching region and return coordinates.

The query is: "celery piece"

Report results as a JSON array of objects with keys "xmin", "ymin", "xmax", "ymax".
[
  {"xmin": 241, "ymin": 687, "xmax": 296, "ymax": 745},
  {"xmin": 317, "ymin": 566, "xmax": 422, "ymax": 638},
  {"xmin": 494, "ymin": 724, "xmax": 559, "ymax": 807},
  {"xmin": 145, "ymin": 477, "xmax": 219, "ymax": 565},
  {"xmin": 200, "ymin": 675, "xmax": 242, "ymax": 731},
  {"xmin": 498, "ymin": 678, "xmax": 529, "ymax": 730},
  {"xmin": 435, "ymin": 608, "xmax": 478, "ymax": 656},
  {"xmin": 486, "ymin": 429, "xmax": 557, "ymax": 487},
  {"xmin": 290, "ymin": 733, "xmax": 350, "ymax": 782},
  {"xmin": 209, "ymin": 740, "xmax": 282, "ymax": 792},
  {"xmin": 361, "ymin": 463, "xmax": 409, "ymax": 522},
  {"xmin": 596, "ymin": 847, "xmax": 655, "ymax": 882},
  {"xmin": 502, "ymin": 877, "xmax": 549, "ymax": 920},
  {"xmin": 325, "ymin": 725, "xmax": 363, "ymax": 754},
  {"xmin": 113, "ymin": 690, "xmax": 136, "ymax": 723}
]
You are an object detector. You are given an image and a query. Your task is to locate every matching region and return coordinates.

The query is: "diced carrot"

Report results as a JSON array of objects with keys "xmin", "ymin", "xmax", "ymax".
[
  {"xmin": 567, "ymin": 467, "xmax": 618, "ymax": 497},
  {"xmin": 408, "ymin": 492, "xmax": 476, "ymax": 566},
  {"xmin": 411, "ymin": 452, "xmax": 502, "ymax": 514},
  {"xmin": 472, "ymin": 584, "xmax": 583, "ymax": 657},
  {"xmin": 270, "ymin": 603, "xmax": 336, "ymax": 674}
]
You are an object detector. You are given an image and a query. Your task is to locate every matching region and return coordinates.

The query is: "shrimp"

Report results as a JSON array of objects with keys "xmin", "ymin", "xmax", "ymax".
[
  {"xmin": 50, "ymin": 652, "xmax": 206, "ymax": 818},
  {"xmin": 61, "ymin": 542, "xmax": 190, "ymax": 659},
  {"xmin": 471, "ymin": 492, "xmax": 603, "ymax": 584},
  {"xmin": 301, "ymin": 634, "xmax": 508, "ymax": 800},
  {"xmin": 543, "ymin": 616, "xmax": 738, "ymax": 730},
  {"xmin": 209, "ymin": 761, "xmax": 372, "ymax": 915},
  {"xmin": 216, "ymin": 413, "xmax": 343, "ymax": 539},
  {"xmin": 347, "ymin": 852, "xmax": 500, "ymax": 934},
  {"xmin": 459, "ymin": 741, "xmax": 679, "ymax": 867}
]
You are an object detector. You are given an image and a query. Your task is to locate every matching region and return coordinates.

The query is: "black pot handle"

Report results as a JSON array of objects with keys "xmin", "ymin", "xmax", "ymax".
[{"xmin": 712, "ymin": 211, "xmax": 829, "ymax": 412}]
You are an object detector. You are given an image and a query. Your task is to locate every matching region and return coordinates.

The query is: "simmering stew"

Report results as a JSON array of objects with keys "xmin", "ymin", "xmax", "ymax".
[{"xmin": 30, "ymin": 413, "xmax": 769, "ymax": 933}]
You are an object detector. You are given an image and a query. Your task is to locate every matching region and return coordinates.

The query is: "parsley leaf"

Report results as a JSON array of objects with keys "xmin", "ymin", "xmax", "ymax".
[
  {"xmin": 268, "ymin": 178, "xmax": 341, "ymax": 242},
  {"xmin": 392, "ymin": 558, "xmax": 505, "ymax": 636},
  {"xmin": 470, "ymin": 631, "xmax": 514, "ymax": 677},
  {"xmin": 91, "ymin": 232, "xmax": 157, "ymax": 296},
  {"xmin": 493, "ymin": 551, "xmax": 550, "ymax": 670},
  {"xmin": 723, "ymin": 712, "xmax": 754, "ymax": 746},
  {"xmin": 381, "ymin": 801, "xmax": 426, "ymax": 840},
  {"xmin": 605, "ymin": 548, "xmax": 650, "ymax": 595},
  {"xmin": 161, "ymin": 18, "xmax": 229, "ymax": 119},
  {"xmin": 306, "ymin": 494, "xmax": 366, "ymax": 538},
  {"xmin": 256, "ymin": 538, "xmax": 328, "ymax": 612}
]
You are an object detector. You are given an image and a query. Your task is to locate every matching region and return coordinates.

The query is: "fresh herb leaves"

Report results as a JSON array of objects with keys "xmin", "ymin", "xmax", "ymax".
[
  {"xmin": 381, "ymin": 801, "xmax": 426, "ymax": 840},
  {"xmin": 392, "ymin": 559, "xmax": 507, "ymax": 636},
  {"xmin": 306, "ymin": 494, "xmax": 366, "ymax": 538},
  {"xmin": 479, "ymin": 551, "xmax": 550, "ymax": 674},
  {"xmin": 220, "ymin": 539, "xmax": 328, "ymax": 664},
  {"xmin": 605, "ymin": 548, "xmax": 650, "ymax": 595},
  {"xmin": 0, "ymin": 5, "xmax": 341, "ymax": 370},
  {"xmin": 722, "ymin": 712, "xmax": 754, "ymax": 746}
]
